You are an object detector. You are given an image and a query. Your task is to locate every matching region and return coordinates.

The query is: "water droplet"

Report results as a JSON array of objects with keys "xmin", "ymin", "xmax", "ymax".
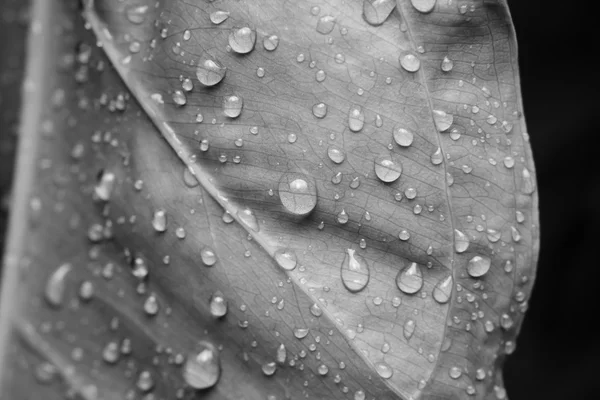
[
  {"xmin": 95, "ymin": 170, "xmax": 115, "ymax": 201},
  {"xmin": 363, "ymin": 0, "xmax": 396, "ymax": 26},
  {"xmin": 328, "ymin": 145, "xmax": 346, "ymax": 164},
  {"xmin": 449, "ymin": 366, "xmax": 462, "ymax": 379},
  {"xmin": 393, "ymin": 126, "xmax": 414, "ymax": 147},
  {"xmin": 411, "ymin": 0, "xmax": 436, "ymax": 13},
  {"xmin": 316, "ymin": 69, "xmax": 327, "ymax": 82},
  {"xmin": 274, "ymin": 248, "xmax": 297, "ymax": 271},
  {"xmin": 294, "ymin": 328, "xmax": 309, "ymax": 339},
  {"xmin": 152, "ymin": 209, "xmax": 167, "ymax": 232},
  {"xmin": 441, "ymin": 56, "xmax": 454, "ymax": 72},
  {"xmin": 355, "ymin": 390, "xmax": 366, "ymax": 400},
  {"xmin": 396, "ymin": 262, "xmax": 423, "ymax": 294},
  {"xmin": 431, "ymin": 147, "xmax": 443, "ymax": 165},
  {"xmin": 276, "ymin": 344, "xmax": 287, "ymax": 363},
  {"xmin": 520, "ymin": 167, "xmax": 536, "ymax": 194},
  {"xmin": 223, "ymin": 95, "xmax": 243, "ymax": 118},
  {"xmin": 262, "ymin": 362, "xmax": 277, "ymax": 376},
  {"xmin": 403, "ymin": 318, "xmax": 416, "ymax": 340},
  {"xmin": 316, "ymin": 15, "xmax": 336, "ymax": 34},
  {"xmin": 433, "ymin": 275, "xmax": 453, "ymax": 304},
  {"xmin": 183, "ymin": 341, "xmax": 220, "ymax": 389},
  {"xmin": 312, "ymin": 103, "xmax": 328, "ymax": 118},
  {"xmin": 348, "ymin": 105, "xmax": 365, "ymax": 132},
  {"xmin": 201, "ymin": 247, "xmax": 217, "ymax": 266},
  {"xmin": 196, "ymin": 58, "xmax": 226, "ymax": 87},
  {"xmin": 182, "ymin": 77, "xmax": 193, "ymax": 92},
  {"xmin": 210, "ymin": 10, "xmax": 230, "ymax": 25},
  {"xmin": 102, "ymin": 341, "xmax": 120, "ymax": 364},
  {"xmin": 433, "ymin": 110, "xmax": 453, "ymax": 132},
  {"xmin": 336, "ymin": 209, "xmax": 349, "ymax": 224},
  {"xmin": 341, "ymin": 249, "xmax": 370, "ymax": 293},
  {"xmin": 454, "ymin": 229, "xmax": 470, "ymax": 253},
  {"xmin": 45, "ymin": 263, "xmax": 71, "ymax": 307},
  {"xmin": 229, "ymin": 27, "xmax": 256, "ymax": 54},
  {"xmin": 263, "ymin": 35, "xmax": 279, "ymax": 51},
  {"xmin": 374, "ymin": 155, "xmax": 402, "ymax": 183},
  {"xmin": 137, "ymin": 370, "xmax": 154, "ymax": 392},
  {"xmin": 143, "ymin": 294, "xmax": 159, "ymax": 316},
  {"xmin": 278, "ymin": 173, "xmax": 317, "ymax": 216},
  {"xmin": 317, "ymin": 364, "xmax": 329, "ymax": 375},
  {"xmin": 125, "ymin": 4, "xmax": 149, "ymax": 24},
  {"xmin": 374, "ymin": 361, "xmax": 393, "ymax": 379},
  {"xmin": 467, "ymin": 256, "xmax": 491, "ymax": 278},
  {"xmin": 210, "ymin": 291, "xmax": 228, "ymax": 318},
  {"xmin": 400, "ymin": 51, "xmax": 420, "ymax": 72}
]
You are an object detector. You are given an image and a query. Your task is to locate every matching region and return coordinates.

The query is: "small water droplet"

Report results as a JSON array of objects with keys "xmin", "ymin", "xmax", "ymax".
[
  {"xmin": 520, "ymin": 167, "xmax": 536, "ymax": 194},
  {"xmin": 374, "ymin": 155, "xmax": 402, "ymax": 183},
  {"xmin": 229, "ymin": 27, "xmax": 256, "ymax": 54},
  {"xmin": 337, "ymin": 209, "xmax": 349, "ymax": 224},
  {"xmin": 316, "ymin": 15, "xmax": 336, "ymax": 34},
  {"xmin": 348, "ymin": 105, "xmax": 365, "ymax": 132},
  {"xmin": 262, "ymin": 362, "xmax": 277, "ymax": 376},
  {"xmin": 393, "ymin": 126, "xmax": 414, "ymax": 147},
  {"xmin": 210, "ymin": 10, "xmax": 230, "ymax": 25},
  {"xmin": 363, "ymin": 0, "xmax": 396, "ymax": 26},
  {"xmin": 183, "ymin": 341, "xmax": 221, "ymax": 389},
  {"xmin": 449, "ymin": 366, "xmax": 462, "ymax": 379},
  {"xmin": 45, "ymin": 263, "xmax": 71, "ymax": 307},
  {"xmin": 278, "ymin": 173, "xmax": 317, "ymax": 216},
  {"xmin": 396, "ymin": 262, "xmax": 423, "ymax": 294},
  {"xmin": 263, "ymin": 35, "xmax": 279, "ymax": 51},
  {"xmin": 400, "ymin": 51, "xmax": 421, "ymax": 72},
  {"xmin": 201, "ymin": 247, "xmax": 217, "ymax": 266},
  {"xmin": 125, "ymin": 4, "xmax": 149, "ymax": 24},
  {"xmin": 341, "ymin": 249, "xmax": 370, "ymax": 293},
  {"xmin": 143, "ymin": 294, "xmax": 159, "ymax": 316},
  {"xmin": 454, "ymin": 229, "xmax": 470, "ymax": 253},
  {"xmin": 196, "ymin": 58, "xmax": 227, "ymax": 86},
  {"xmin": 315, "ymin": 69, "xmax": 327, "ymax": 82},
  {"xmin": 310, "ymin": 303, "xmax": 323, "ymax": 317},
  {"xmin": 431, "ymin": 147, "xmax": 443, "ymax": 165},
  {"xmin": 95, "ymin": 170, "xmax": 115, "ymax": 201},
  {"xmin": 152, "ymin": 209, "xmax": 167, "ymax": 232},
  {"xmin": 374, "ymin": 361, "xmax": 393, "ymax": 379},
  {"xmin": 312, "ymin": 103, "xmax": 328, "ymax": 118},
  {"xmin": 433, "ymin": 110, "xmax": 454, "ymax": 132},
  {"xmin": 467, "ymin": 255, "xmax": 491, "ymax": 278},
  {"xmin": 403, "ymin": 318, "xmax": 416, "ymax": 340},
  {"xmin": 209, "ymin": 291, "xmax": 228, "ymax": 317},
  {"xmin": 274, "ymin": 248, "xmax": 297, "ymax": 271},
  {"xmin": 328, "ymin": 145, "xmax": 346, "ymax": 164},
  {"xmin": 441, "ymin": 56, "xmax": 454, "ymax": 72},
  {"xmin": 223, "ymin": 95, "xmax": 243, "ymax": 118},
  {"xmin": 317, "ymin": 364, "xmax": 329, "ymax": 375},
  {"xmin": 433, "ymin": 275, "xmax": 453, "ymax": 304},
  {"xmin": 294, "ymin": 328, "xmax": 309, "ymax": 339},
  {"xmin": 276, "ymin": 344, "xmax": 287, "ymax": 364}
]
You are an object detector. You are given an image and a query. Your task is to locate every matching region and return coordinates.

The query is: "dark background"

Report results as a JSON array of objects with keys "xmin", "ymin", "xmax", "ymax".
[{"xmin": 0, "ymin": 1, "xmax": 597, "ymax": 399}]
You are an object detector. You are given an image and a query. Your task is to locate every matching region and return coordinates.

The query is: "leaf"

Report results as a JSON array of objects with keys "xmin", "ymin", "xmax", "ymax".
[{"xmin": 0, "ymin": 0, "xmax": 539, "ymax": 399}]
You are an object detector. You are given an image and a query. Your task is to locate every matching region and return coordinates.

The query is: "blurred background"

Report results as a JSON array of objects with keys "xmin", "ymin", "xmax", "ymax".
[{"xmin": 0, "ymin": 0, "xmax": 597, "ymax": 398}]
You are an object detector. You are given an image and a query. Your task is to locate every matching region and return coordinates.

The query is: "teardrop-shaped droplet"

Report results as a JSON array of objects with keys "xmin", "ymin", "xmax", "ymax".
[
  {"xmin": 374, "ymin": 361, "xmax": 393, "ymax": 379},
  {"xmin": 400, "ymin": 51, "xmax": 421, "ymax": 72},
  {"xmin": 152, "ymin": 209, "xmax": 167, "ymax": 232},
  {"xmin": 263, "ymin": 35, "xmax": 279, "ymax": 51},
  {"xmin": 237, "ymin": 208, "xmax": 259, "ymax": 231},
  {"xmin": 431, "ymin": 147, "xmax": 443, "ymax": 165},
  {"xmin": 209, "ymin": 291, "xmax": 228, "ymax": 318},
  {"xmin": 312, "ymin": 103, "xmax": 328, "ymax": 118},
  {"xmin": 396, "ymin": 262, "xmax": 423, "ymax": 294},
  {"xmin": 201, "ymin": 247, "xmax": 217, "ymax": 266},
  {"xmin": 173, "ymin": 90, "xmax": 187, "ymax": 106},
  {"xmin": 433, "ymin": 275, "xmax": 453, "ymax": 304},
  {"xmin": 228, "ymin": 27, "xmax": 256, "ymax": 54},
  {"xmin": 210, "ymin": 10, "xmax": 230, "ymax": 25},
  {"xmin": 183, "ymin": 167, "xmax": 199, "ymax": 188},
  {"xmin": 393, "ymin": 126, "xmax": 414, "ymax": 147},
  {"xmin": 433, "ymin": 110, "xmax": 453, "ymax": 132},
  {"xmin": 276, "ymin": 344, "xmax": 287, "ymax": 364},
  {"xmin": 45, "ymin": 263, "xmax": 72, "ymax": 307},
  {"xmin": 441, "ymin": 56, "xmax": 454, "ymax": 72},
  {"xmin": 223, "ymin": 95, "xmax": 243, "ymax": 118},
  {"xmin": 363, "ymin": 0, "xmax": 396, "ymax": 26},
  {"xmin": 183, "ymin": 341, "xmax": 220, "ymax": 389},
  {"xmin": 196, "ymin": 57, "xmax": 227, "ymax": 87},
  {"xmin": 411, "ymin": 0, "xmax": 436, "ymax": 13},
  {"xmin": 278, "ymin": 173, "xmax": 317, "ymax": 216},
  {"xmin": 374, "ymin": 155, "xmax": 402, "ymax": 183},
  {"xmin": 274, "ymin": 248, "xmax": 297, "ymax": 271},
  {"xmin": 262, "ymin": 362, "xmax": 277, "ymax": 376},
  {"xmin": 520, "ymin": 167, "xmax": 536, "ymax": 194},
  {"xmin": 95, "ymin": 170, "xmax": 115, "ymax": 201},
  {"xmin": 348, "ymin": 105, "xmax": 365, "ymax": 132},
  {"xmin": 337, "ymin": 209, "xmax": 349, "ymax": 224},
  {"xmin": 310, "ymin": 303, "xmax": 323, "ymax": 317},
  {"xmin": 467, "ymin": 255, "xmax": 491, "ymax": 278},
  {"xmin": 454, "ymin": 229, "xmax": 470, "ymax": 253},
  {"xmin": 328, "ymin": 145, "xmax": 346, "ymax": 164},
  {"xmin": 341, "ymin": 249, "xmax": 370, "ymax": 293},
  {"xmin": 403, "ymin": 318, "xmax": 416, "ymax": 340},
  {"xmin": 316, "ymin": 15, "xmax": 336, "ymax": 34}
]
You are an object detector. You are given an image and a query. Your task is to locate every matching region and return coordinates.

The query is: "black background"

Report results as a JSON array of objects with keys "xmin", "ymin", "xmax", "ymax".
[
  {"xmin": 505, "ymin": 1, "xmax": 599, "ymax": 399},
  {"xmin": 1, "ymin": 1, "xmax": 598, "ymax": 399}
]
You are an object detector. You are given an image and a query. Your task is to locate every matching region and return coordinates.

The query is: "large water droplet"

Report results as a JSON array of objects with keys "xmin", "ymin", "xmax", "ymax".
[
  {"xmin": 403, "ymin": 318, "xmax": 416, "ymax": 340},
  {"xmin": 341, "ymin": 249, "xmax": 370, "ymax": 293},
  {"xmin": 312, "ymin": 103, "xmax": 328, "ymax": 118},
  {"xmin": 152, "ymin": 209, "xmax": 167, "ymax": 232},
  {"xmin": 400, "ymin": 51, "xmax": 421, "ymax": 72},
  {"xmin": 393, "ymin": 126, "xmax": 414, "ymax": 147},
  {"xmin": 328, "ymin": 145, "xmax": 346, "ymax": 164},
  {"xmin": 467, "ymin": 255, "xmax": 491, "ymax": 278},
  {"xmin": 237, "ymin": 208, "xmax": 259, "ymax": 231},
  {"xmin": 441, "ymin": 56, "xmax": 454, "ymax": 72},
  {"xmin": 183, "ymin": 167, "xmax": 199, "ymax": 188},
  {"xmin": 374, "ymin": 361, "xmax": 393, "ymax": 379},
  {"xmin": 454, "ymin": 229, "xmax": 470, "ymax": 253},
  {"xmin": 433, "ymin": 110, "xmax": 453, "ymax": 132},
  {"xmin": 278, "ymin": 173, "xmax": 317, "ymax": 216},
  {"xmin": 396, "ymin": 262, "xmax": 423, "ymax": 294},
  {"xmin": 45, "ymin": 263, "xmax": 72, "ymax": 307},
  {"xmin": 433, "ymin": 275, "xmax": 453, "ymax": 304},
  {"xmin": 411, "ymin": 0, "xmax": 436, "ymax": 13},
  {"xmin": 196, "ymin": 57, "xmax": 227, "ymax": 87},
  {"xmin": 183, "ymin": 341, "xmax": 221, "ymax": 389},
  {"xmin": 374, "ymin": 155, "xmax": 402, "ymax": 183},
  {"xmin": 262, "ymin": 362, "xmax": 277, "ymax": 376},
  {"xmin": 316, "ymin": 15, "xmax": 336, "ymax": 34},
  {"xmin": 201, "ymin": 247, "xmax": 217, "ymax": 266},
  {"xmin": 229, "ymin": 27, "xmax": 256, "ymax": 54},
  {"xmin": 348, "ymin": 105, "xmax": 365, "ymax": 132},
  {"xmin": 263, "ymin": 35, "xmax": 279, "ymax": 51},
  {"xmin": 95, "ymin": 170, "xmax": 115, "ymax": 201},
  {"xmin": 210, "ymin": 10, "xmax": 230, "ymax": 25},
  {"xmin": 274, "ymin": 248, "xmax": 297, "ymax": 271},
  {"xmin": 209, "ymin": 291, "xmax": 228, "ymax": 318},
  {"xmin": 363, "ymin": 0, "xmax": 396, "ymax": 26},
  {"xmin": 223, "ymin": 95, "xmax": 243, "ymax": 118}
]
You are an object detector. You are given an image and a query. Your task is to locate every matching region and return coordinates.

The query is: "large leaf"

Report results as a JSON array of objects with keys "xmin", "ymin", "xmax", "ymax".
[{"xmin": 0, "ymin": 0, "xmax": 539, "ymax": 399}]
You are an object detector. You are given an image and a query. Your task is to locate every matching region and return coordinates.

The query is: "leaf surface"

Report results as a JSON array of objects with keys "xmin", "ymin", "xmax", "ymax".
[{"xmin": 0, "ymin": 0, "xmax": 539, "ymax": 399}]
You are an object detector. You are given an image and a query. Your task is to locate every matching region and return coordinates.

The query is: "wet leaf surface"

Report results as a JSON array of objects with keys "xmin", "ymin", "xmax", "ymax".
[{"xmin": 0, "ymin": 0, "xmax": 539, "ymax": 399}]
